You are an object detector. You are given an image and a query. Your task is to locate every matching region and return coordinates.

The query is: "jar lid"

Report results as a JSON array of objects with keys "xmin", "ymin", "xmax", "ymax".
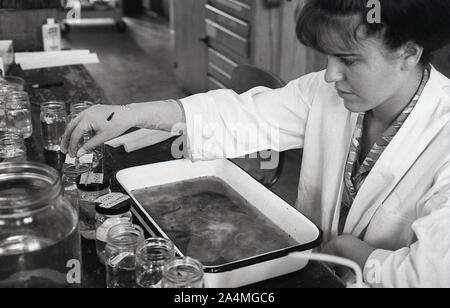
[
  {"xmin": 95, "ymin": 192, "xmax": 131, "ymax": 215},
  {"xmin": 76, "ymin": 172, "xmax": 110, "ymax": 191}
]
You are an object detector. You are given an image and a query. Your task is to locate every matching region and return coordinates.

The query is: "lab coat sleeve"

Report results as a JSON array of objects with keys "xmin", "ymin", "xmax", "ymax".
[
  {"xmin": 179, "ymin": 71, "xmax": 323, "ymax": 161},
  {"xmin": 363, "ymin": 168, "xmax": 450, "ymax": 288}
]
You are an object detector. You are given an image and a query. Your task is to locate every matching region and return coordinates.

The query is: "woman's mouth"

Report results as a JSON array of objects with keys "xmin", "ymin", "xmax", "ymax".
[{"xmin": 336, "ymin": 88, "xmax": 356, "ymax": 98}]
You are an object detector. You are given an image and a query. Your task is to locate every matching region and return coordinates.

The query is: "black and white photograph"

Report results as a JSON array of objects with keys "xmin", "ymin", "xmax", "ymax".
[{"xmin": 0, "ymin": 0, "xmax": 450, "ymax": 292}]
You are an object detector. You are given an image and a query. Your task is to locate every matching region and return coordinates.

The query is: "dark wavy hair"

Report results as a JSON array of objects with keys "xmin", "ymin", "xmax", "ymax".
[{"xmin": 296, "ymin": 0, "xmax": 450, "ymax": 63}]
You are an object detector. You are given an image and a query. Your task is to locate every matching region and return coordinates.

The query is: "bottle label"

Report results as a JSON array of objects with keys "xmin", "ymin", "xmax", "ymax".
[
  {"xmin": 80, "ymin": 172, "xmax": 104, "ymax": 185},
  {"xmin": 65, "ymin": 153, "xmax": 94, "ymax": 165},
  {"xmin": 95, "ymin": 193, "xmax": 130, "ymax": 209}
]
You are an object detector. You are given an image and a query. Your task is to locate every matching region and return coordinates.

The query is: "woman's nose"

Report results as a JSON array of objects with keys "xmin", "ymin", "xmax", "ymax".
[{"xmin": 324, "ymin": 57, "xmax": 345, "ymax": 83}]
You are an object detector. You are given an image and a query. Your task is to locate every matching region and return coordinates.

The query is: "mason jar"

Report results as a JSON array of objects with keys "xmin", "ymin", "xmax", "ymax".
[
  {"xmin": 95, "ymin": 193, "xmax": 133, "ymax": 265},
  {"xmin": 77, "ymin": 174, "xmax": 111, "ymax": 240},
  {"xmin": 40, "ymin": 101, "xmax": 68, "ymax": 152},
  {"xmin": 70, "ymin": 101, "xmax": 94, "ymax": 116},
  {"xmin": 68, "ymin": 101, "xmax": 103, "ymax": 172},
  {"xmin": 61, "ymin": 163, "xmax": 91, "ymax": 212},
  {"xmin": 105, "ymin": 223, "xmax": 145, "ymax": 288},
  {"xmin": 0, "ymin": 162, "xmax": 82, "ymax": 288},
  {"xmin": 5, "ymin": 91, "xmax": 33, "ymax": 139},
  {"xmin": 0, "ymin": 132, "xmax": 27, "ymax": 163},
  {"xmin": 0, "ymin": 84, "xmax": 16, "ymax": 133},
  {"xmin": 162, "ymin": 257, "xmax": 204, "ymax": 288}
]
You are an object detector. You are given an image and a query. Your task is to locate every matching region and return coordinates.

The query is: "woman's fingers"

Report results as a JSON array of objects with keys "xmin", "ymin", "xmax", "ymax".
[
  {"xmin": 62, "ymin": 104, "xmax": 138, "ymax": 157},
  {"xmin": 77, "ymin": 131, "xmax": 110, "ymax": 157},
  {"xmin": 61, "ymin": 114, "xmax": 83, "ymax": 154},
  {"xmin": 68, "ymin": 120, "xmax": 91, "ymax": 158}
]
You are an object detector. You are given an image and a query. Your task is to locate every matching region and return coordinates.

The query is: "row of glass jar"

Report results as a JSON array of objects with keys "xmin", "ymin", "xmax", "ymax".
[
  {"xmin": 0, "ymin": 162, "xmax": 204, "ymax": 289},
  {"xmin": 90, "ymin": 191, "xmax": 204, "ymax": 288},
  {"xmin": 71, "ymin": 177, "xmax": 205, "ymax": 289},
  {"xmin": 0, "ymin": 77, "xmax": 99, "ymax": 163},
  {"xmin": 102, "ymin": 222, "xmax": 204, "ymax": 289}
]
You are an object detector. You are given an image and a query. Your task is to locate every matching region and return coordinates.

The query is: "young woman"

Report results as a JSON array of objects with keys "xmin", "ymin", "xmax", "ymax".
[{"xmin": 62, "ymin": 0, "xmax": 450, "ymax": 287}]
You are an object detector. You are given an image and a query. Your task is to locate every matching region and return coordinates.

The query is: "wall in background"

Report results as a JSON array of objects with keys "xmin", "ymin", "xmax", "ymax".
[
  {"xmin": 0, "ymin": 0, "xmax": 61, "ymax": 9},
  {"xmin": 0, "ymin": 8, "xmax": 59, "ymax": 51}
]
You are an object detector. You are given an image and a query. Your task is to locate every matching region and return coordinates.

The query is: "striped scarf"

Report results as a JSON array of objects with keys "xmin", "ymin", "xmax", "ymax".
[{"xmin": 338, "ymin": 65, "xmax": 431, "ymax": 235}]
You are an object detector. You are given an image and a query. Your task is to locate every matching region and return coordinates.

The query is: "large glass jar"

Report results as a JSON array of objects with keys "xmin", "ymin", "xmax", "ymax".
[{"xmin": 0, "ymin": 162, "xmax": 82, "ymax": 288}]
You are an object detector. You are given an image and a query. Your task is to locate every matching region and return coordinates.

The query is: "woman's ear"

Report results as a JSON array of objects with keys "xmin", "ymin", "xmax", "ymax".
[{"xmin": 400, "ymin": 41, "xmax": 424, "ymax": 71}]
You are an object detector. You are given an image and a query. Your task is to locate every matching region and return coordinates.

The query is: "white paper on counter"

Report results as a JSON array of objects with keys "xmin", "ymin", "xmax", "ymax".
[
  {"xmin": 15, "ymin": 50, "xmax": 99, "ymax": 70},
  {"xmin": 105, "ymin": 129, "xmax": 177, "ymax": 153}
]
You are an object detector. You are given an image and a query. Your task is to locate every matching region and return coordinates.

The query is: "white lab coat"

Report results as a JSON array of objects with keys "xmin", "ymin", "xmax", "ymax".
[{"xmin": 179, "ymin": 67, "xmax": 450, "ymax": 288}]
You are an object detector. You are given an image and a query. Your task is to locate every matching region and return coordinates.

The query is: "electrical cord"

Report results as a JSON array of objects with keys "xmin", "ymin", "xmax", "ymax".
[{"xmin": 288, "ymin": 252, "xmax": 365, "ymax": 288}]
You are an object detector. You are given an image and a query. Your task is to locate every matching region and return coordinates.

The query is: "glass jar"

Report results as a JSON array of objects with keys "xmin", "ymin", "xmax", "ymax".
[
  {"xmin": 40, "ymin": 101, "xmax": 68, "ymax": 151},
  {"xmin": 95, "ymin": 193, "xmax": 133, "ymax": 265},
  {"xmin": 0, "ymin": 132, "xmax": 27, "ymax": 163},
  {"xmin": 136, "ymin": 238, "xmax": 175, "ymax": 288},
  {"xmin": 61, "ymin": 163, "xmax": 91, "ymax": 212},
  {"xmin": 70, "ymin": 101, "xmax": 94, "ymax": 116},
  {"xmin": 68, "ymin": 101, "xmax": 103, "ymax": 172},
  {"xmin": 162, "ymin": 257, "xmax": 204, "ymax": 288},
  {"xmin": 5, "ymin": 91, "xmax": 33, "ymax": 139},
  {"xmin": 77, "ymin": 174, "xmax": 111, "ymax": 240},
  {"xmin": 105, "ymin": 223, "xmax": 145, "ymax": 288},
  {"xmin": 4, "ymin": 75, "xmax": 26, "ymax": 91},
  {"xmin": 0, "ymin": 84, "xmax": 16, "ymax": 133},
  {"xmin": 0, "ymin": 162, "xmax": 82, "ymax": 288}
]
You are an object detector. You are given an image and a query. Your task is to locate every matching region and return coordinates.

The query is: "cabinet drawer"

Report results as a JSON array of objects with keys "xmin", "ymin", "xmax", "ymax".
[
  {"xmin": 206, "ymin": 19, "xmax": 249, "ymax": 58},
  {"xmin": 208, "ymin": 0, "xmax": 252, "ymax": 21},
  {"xmin": 206, "ymin": 4, "xmax": 250, "ymax": 37},
  {"xmin": 209, "ymin": 39, "xmax": 250, "ymax": 65},
  {"xmin": 208, "ymin": 75, "xmax": 227, "ymax": 90},
  {"xmin": 208, "ymin": 48, "xmax": 238, "ymax": 78},
  {"xmin": 208, "ymin": 62, "xmax": 231, "ymax": 87}
]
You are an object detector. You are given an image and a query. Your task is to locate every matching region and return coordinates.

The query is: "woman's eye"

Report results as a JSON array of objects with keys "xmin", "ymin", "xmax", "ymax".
[{"xmin": 340, "ymin": 58, "xmax": 356, "ymax": 66}]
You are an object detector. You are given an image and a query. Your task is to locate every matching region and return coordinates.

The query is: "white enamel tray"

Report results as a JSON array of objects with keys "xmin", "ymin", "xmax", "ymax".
[{"xmin": 116, "ymin": 159, "xmax": 322, "ymax": 288}]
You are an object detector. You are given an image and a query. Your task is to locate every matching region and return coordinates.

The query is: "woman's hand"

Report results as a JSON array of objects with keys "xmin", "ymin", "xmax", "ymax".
[
  {"xmin": 61, "ymin": 100, "xmax": 185, "ymax": 158},
  {"xmin": 322, "ymin": 235, "xmax": 376, "ymax": 269},
  {"xmin": 61, "ymin": 104, "xmax": 139, "ymax": 158}
]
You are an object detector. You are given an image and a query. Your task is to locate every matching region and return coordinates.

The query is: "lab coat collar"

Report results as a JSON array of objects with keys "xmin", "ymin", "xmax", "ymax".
[{"xmin": 343, "ymin": 67, "xmax": 450, "ymax": 236}]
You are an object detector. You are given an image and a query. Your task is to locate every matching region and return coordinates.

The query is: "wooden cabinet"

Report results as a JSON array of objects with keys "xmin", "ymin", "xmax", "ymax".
[
  {"xmin": 173, "ymin": 0, "xmax": 326, "ymax": 94},
  {"xmin": 173, "ymin": 0, "xmax": 208, "ymax": 94}
]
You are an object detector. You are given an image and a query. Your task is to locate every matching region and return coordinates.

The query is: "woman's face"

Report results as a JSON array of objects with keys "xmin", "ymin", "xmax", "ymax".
[{"xmin": 324, "ymin": 35, "xmax": 405, "ymax": 113}]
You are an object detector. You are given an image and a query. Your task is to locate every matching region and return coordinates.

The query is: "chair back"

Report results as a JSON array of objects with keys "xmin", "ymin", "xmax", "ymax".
[{"xmin": 230, "ymin": 64, "xmax": 285, "ymax": 93}]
